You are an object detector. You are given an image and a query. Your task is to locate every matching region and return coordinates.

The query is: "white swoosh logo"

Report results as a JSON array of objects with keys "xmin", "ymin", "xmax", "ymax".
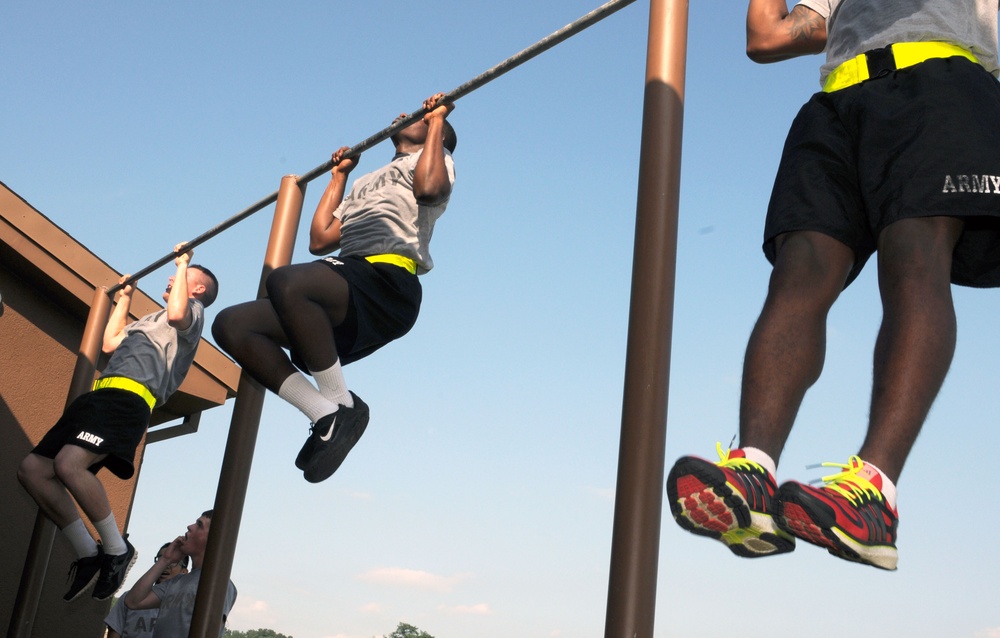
[{"xmin": 319, "ymin": 415, "xmax": 338, "ymax": 442}]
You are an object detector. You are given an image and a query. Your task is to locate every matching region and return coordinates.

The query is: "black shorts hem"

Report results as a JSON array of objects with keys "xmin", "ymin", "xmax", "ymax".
[{"xmin": 32, "ymin": 389, "xmax": 150, "ymax": 479}]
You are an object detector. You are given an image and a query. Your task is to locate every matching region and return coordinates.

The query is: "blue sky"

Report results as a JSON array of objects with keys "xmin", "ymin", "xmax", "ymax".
[{"xmin": 4, "ymin": 2, "xmax": 1000, "ymax": 637}]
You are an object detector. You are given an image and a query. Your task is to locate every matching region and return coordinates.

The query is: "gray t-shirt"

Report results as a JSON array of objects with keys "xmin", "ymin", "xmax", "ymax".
[
  {"xmin": 334, "ymin": 149, "xmax": 456, "ymax": 275},
  {"xmin": 150, "ymin": 569, "xmax": 237, "ymax": 638},
  {"xmin": 101, "ymin": 298, "xmax": 204, "ymax": 406},
  {"xmin": 105, "ymin": 590, "xmax": 158, "ymax": 638},
  {"xmin": 797, "ymin": 0, "xmax": 1000, "ymax": 85}
]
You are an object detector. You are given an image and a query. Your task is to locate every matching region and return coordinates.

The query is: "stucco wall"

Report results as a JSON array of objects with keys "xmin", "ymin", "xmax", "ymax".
[{"xmin": 2, "ymin": 267, "xmax": 143, "ymax": 637}]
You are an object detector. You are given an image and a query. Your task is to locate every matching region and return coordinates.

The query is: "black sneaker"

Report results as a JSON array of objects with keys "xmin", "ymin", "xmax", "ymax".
[
  {"xmin": 295, "ymin": 414, "xmax": 332, "ymax": 470},
  {"xmin": 92, "ymin": 536, "xmax": 137, "ymax": 601},
  {"xmin": 303, "ymin": 392, "xmax": 370, "ymax": 483},
  {"xmin": 63, "ymin": 548, "xmax": 104, "ymax": 602}
]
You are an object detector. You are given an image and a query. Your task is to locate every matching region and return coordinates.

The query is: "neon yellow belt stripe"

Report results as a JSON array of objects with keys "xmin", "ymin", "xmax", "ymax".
[
  {"xmin": 365, "ymin": 253, "xmax": 417, "ymax": 275},
  {"xmin": 823, "ymin": 42, "xmax": 979, "ymax": 93},
  {"xmin": 93, "ymin": 376, "xmax": 156, "ymax": 411}
]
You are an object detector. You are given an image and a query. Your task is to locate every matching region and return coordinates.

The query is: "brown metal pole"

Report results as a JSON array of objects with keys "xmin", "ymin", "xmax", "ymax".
[
  {"xmin": 8, "ymin": 287, "xmax": 112, "ymax": 638},
  {"xmin": 604, "ymin": 1, "xmax": 687, "ymax": 637},
  {"xmin": 188, "ymin": 174, "xmax": 306, "ymax": 638}
]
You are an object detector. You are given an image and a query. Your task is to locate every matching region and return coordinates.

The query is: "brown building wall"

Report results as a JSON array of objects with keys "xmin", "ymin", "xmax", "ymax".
[
  {"xmin": 1, "ymin": 181, "xmax": 238, "ymax": 637},
  {"xmin": 1, "ymin": 266, "xmax": 137, "ymax": 636}
]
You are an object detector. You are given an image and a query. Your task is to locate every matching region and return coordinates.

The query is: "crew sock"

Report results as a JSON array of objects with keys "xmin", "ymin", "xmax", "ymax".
[
  {"xmin": 310, "ymin": 361, "xmax": 354, "ymax": 408},
  {"xmin": 278, "ymin": 372, "xmax": 340, "ymax": 423},
  {"xmin": 61, "ymin": 518, "xmax": 99, "ymax": 559},
  {"xmin": 93, "ymin": 513, "xmax": 126, "ymax": 556}
]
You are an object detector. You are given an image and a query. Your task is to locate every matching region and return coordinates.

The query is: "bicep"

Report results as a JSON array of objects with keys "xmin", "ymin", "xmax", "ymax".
[{"xmin": 747, "ymin": 4, "xmax": 827, "ymax": 62}]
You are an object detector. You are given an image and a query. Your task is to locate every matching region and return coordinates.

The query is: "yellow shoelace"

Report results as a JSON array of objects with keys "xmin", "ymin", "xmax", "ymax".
[
  {"xmin": 810, "ymin": 455, "xmax": 883, "ymax": 504},
  {"xmin": 714, "ymin": 441, "xmax": 762, "ymax": 471}
]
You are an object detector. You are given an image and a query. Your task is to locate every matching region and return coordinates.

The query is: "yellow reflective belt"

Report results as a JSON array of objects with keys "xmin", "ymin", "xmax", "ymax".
[
  {"xmin": 823, "ymin": 42, "xmax": 980, "ymax": 93},
  {"xmin": 93, "ymin": 376, "xmax": 156, "ymax": 411},
  {"xmin": 365, "ymin": 254, "xmax": 418, "ymax": 275}
]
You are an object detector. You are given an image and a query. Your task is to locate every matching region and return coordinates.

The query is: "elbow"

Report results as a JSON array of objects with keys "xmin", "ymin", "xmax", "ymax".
[
  {"xmin": 101, "ymin": 332, "xmax": 122, "ymax": 354},
  {"xmin": 414, "ymin": 185, "xmax": 451, "ymax": 205},
  {"xmin": 167, "ymin": 310, "xmax": 187, "ymax": 325},
  {"xmin": 745, "ymin": 45, "xmax": 769, "ymax": 63},
  {"xmin": 308, "ymin": 238, "xmax": 338, "ymax": 256},
  {"xmin": 746, "ymin": 38, "xmax": 784, "ymax": 63},
  {"xmin": 308, "ymin": 234, "xmax": 324, "ymax": 254},
  {"xmin": 308, "ymin": 224, "xmax": 341, "ymax": 256},
  {"xmin": 746, "ymin": 27, "xmax": 826, "ymax": 63},
  {"xmin": 167, "ymin": 319, "xmax": 190, "ymax": 332},
  {"xmin": 745, "ymin": 28, "xmax": 798, "ymax": 63}
]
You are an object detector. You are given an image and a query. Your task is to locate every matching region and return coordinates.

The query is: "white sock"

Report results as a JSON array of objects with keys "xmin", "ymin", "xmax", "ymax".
[
  {"xmin": 61, "ymin": 518, "xmax": 99, "ymax": 559},
  {"xmin": 278, "ymin": 372, "xmax": 340, "ymax": 423},
  {"xmin": 741, "ymin": 446, "xmax": 777, "ymax": 479},
  {"xmin": 93, "ymin": 513, "xmax": 126, "ymax": 556},
  {"xmin": 860, "ymin": 460, "xmax": 898, "ymax": 510},
  {"xmin": 310, "ymin": 361, "xmax": 353, "ymax": 408}
]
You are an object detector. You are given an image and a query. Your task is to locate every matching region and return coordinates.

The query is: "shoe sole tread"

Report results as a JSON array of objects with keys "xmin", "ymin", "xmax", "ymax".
[{"xmin": 667, "ymin": 456, "xmax": 793, "ymax": 558}]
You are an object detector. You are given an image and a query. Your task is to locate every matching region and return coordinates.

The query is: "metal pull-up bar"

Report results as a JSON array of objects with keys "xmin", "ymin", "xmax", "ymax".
[{"xmin": 109, "ymin": 0, "xmax": 637, "ymax": 296}]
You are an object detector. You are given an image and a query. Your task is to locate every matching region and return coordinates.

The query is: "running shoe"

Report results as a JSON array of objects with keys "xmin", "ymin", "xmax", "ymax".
[
  {"xmin": 302, "ymin": 392, "xmax": 370, "ymax": 483},
  {"xmin": 295, "ymin": 417, "xmax": 328, "ymax": 470},
  {"xmin": 63, "ymin": 548, "xmax": 103, "ymax": 602},
  {"xmin": 666, "ymin": 443, "xmax": 794, "ymax": 557},
  {"xmin": 776, "ymin": 456, "xmax": 898, "ymax": 570},
  {"xmin": 92, "ymin": 536, "xmax": 137, "ymax": 600}
]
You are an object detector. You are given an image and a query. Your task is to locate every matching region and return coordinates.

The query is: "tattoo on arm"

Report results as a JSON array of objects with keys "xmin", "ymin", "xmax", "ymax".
[{"xmin": 786, "ymin": 5, "xmax": 825, "ymax": 43}]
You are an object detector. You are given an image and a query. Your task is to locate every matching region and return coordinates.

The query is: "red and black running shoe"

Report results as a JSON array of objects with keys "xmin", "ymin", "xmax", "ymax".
[
  {"xmin": 666, "ymin": 444, "xmax": 794, "ymax": 558},
  {"xmin": 776, "ymin": 456, "xmax": 898, "ymax": 570}
]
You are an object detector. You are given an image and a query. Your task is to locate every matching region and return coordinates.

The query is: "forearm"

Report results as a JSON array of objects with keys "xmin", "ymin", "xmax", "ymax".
[{"xmin": 123, "ymin": 562, "xmax": 165, "ymax": 610}]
